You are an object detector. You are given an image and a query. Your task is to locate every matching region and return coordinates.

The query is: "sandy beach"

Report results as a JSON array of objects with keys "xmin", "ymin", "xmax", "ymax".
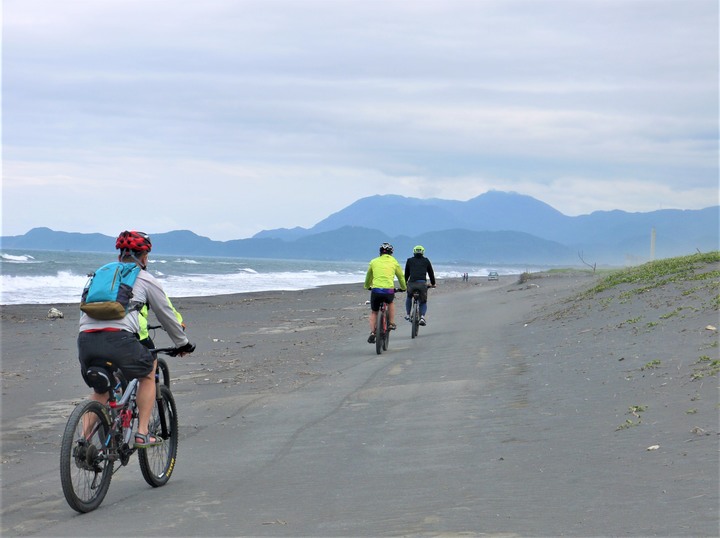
[{"xmin": 1, "ymin": 266, "xmax": 718, "ymax": 536}]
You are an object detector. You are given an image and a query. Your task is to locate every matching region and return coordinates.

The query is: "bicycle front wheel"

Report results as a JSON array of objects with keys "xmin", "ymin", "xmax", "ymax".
[
  {"xmin": 138, "ymin": 385, "xmax": 178, "ymax": 487},
  {"xmin": 60, "ymin": 400, "xmax": 114, "ymax": 513},
  {"xmin": 156, "ymin": 357, "xmax": 171, "ymax": 387}
]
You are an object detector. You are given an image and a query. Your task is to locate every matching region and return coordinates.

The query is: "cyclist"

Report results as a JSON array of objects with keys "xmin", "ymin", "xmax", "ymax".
[
  {"xmin": 77, "ymin": 231, "xmax": 195, "ymax": 447},
  {"xmin": 364, "ymin": 242, "xmax": 407, "ymax": 344},
  {"xmin": 404, "ymin": 245, "xmax": 436, "ymax": 326}
]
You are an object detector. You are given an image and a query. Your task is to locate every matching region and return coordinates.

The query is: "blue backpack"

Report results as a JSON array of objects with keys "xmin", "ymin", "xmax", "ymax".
[{"xmin": 80, "ymin": 262, "xmax": 141, "ymax": 320}]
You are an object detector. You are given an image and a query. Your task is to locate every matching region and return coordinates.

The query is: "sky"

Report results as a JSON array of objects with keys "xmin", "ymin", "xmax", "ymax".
[{"xmin": 2, "ymin": 0, "xmax": 718, "ymax": 242}]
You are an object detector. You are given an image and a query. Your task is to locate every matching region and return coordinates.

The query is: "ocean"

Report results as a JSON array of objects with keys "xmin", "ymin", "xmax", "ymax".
[{"xmin": 0, "ymin": 249, "xmax": 547, "ymax": 306}]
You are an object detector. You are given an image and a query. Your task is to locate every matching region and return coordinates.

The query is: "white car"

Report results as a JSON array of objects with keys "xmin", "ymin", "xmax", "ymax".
[{"xmin": 487, "ymin": 271, "xmax": 499, "ymax": 281}]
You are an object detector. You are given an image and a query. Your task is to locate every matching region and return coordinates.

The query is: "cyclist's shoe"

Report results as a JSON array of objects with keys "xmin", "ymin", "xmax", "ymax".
[
  {"xmin": 404, "ymin": 315, "xmax": 410, "ymax": 321},
  {"xmin": 134, "ymin": 432, "xmax": 162, "ymax": 448},
  {"xmin": 367, "ymin": 333, "xmax": 376, "ymax": 344},
  {"xmin": 389, "ymin": 323, "xmax": 397, "ymax": 330},
  {"xmin": 419, "ymin": 317, "xmax": 427, "ymax": 326}
]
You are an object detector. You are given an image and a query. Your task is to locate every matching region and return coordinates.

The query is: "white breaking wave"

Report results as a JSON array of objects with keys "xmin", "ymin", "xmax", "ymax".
[
  {"xmin": 0, "ymin": 249, "xmax": 536, "ymax": 305},
  {"xmin": 2, "ymin": 253, "xmax": 38, "ymax": 263}
]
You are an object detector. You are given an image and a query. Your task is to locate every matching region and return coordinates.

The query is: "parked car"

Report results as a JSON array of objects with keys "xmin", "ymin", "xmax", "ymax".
[{"xmin": 487, "ymin": 271, "xmax": 499, "ymax": 281}]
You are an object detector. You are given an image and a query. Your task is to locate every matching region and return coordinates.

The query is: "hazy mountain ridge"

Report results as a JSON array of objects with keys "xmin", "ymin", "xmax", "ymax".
[{"xmin": 2, "ymin": 192, "xmax": 717, "ymax": 265}]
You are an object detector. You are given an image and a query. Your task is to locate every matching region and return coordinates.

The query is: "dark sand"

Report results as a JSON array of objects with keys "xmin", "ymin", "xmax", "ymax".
[{"xmin": 1, "ymin": 269, "xmax": 718, "ymax": 536}]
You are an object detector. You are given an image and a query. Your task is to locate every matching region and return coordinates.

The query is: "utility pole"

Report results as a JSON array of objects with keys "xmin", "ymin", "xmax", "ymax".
[{"xmin": 650, "ymin": 227, "xmax": 656, "ymax": 260}]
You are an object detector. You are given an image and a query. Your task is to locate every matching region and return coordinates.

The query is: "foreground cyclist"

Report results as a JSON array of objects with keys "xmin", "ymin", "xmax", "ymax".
[
  {"xmin": 77, "ymin": 231, "xmax": 195, "ymax": 447},
  {"xmin": 364, "ymin": 242, "xmax": 407, "ymax": 343},
  {"xmin": 404, "ymin": 245, "xmax": 436, "ymax": 326}
]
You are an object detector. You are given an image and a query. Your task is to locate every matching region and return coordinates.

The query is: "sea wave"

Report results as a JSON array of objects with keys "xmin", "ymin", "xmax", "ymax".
[
  {"xmin": 2, "ymin": 253, "xmax": 39, "ymax": 263},
  {"xmin": 0, "ymin": 249, "xmax": 536, "ymax": 305}
]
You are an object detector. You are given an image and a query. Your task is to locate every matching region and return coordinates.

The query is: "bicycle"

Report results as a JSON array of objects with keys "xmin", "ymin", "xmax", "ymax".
[
  {"xmin": 60, "ymin": 347, "xmax": 181, "ymax": 513},
  {"xmin": 409, "ymin": 285, "xmax": 433, "ymax": 339},
  {"xmin": 374, "ymin": 289, "xmax": 404, "ymax": 355}
]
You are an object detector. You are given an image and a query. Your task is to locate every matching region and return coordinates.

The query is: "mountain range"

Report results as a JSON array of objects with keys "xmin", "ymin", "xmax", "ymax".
[{"xmin": 2, "ymin": 191, "xmax": 718, "ymax": 266}]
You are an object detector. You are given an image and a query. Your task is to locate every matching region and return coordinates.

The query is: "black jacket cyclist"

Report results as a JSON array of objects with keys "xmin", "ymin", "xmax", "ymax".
[{"xmin": 404, "ymin": 245, "xmax": 436, "ymax": 325}]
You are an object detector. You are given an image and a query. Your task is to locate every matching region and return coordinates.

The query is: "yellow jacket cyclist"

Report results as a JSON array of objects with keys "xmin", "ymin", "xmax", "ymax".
[{"xmin": 364, "ymin": 242, "xmax": 407, "ymax": 344}]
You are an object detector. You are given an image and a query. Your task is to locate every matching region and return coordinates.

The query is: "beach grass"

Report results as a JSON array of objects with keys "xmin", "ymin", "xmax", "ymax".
[{"xmin": 585, "ymin": 251, "xmax": 720, "ymax": 296}]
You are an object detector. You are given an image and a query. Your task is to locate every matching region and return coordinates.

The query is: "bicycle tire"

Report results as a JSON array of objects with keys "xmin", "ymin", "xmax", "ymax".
[
  {"xmin": 411, "ymin": 297, "xmax": 419, "ymax": 339},
  {"xmin": 60, "ymin": 400, "xmax": 114, "ymax": 513},
  {"xmin": 382, "ymin": 307, "xmax": 390, "ymax": 351},
  {"xmin": 138, "ymin": 385, "xmax": 179, "ymax": 487},
  {"xmin": 375, "ymin": 306, "xmax": 384, "ymax": 355},
  {"xmin": 156, "ymin": 357, "xmax": 171, "ymax": 387}
]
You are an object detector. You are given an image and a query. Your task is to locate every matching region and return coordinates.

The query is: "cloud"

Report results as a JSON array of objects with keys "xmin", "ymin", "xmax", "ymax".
[{"xmin": 2, "ymin": 0, "xmax": 717, "ymax": 240}]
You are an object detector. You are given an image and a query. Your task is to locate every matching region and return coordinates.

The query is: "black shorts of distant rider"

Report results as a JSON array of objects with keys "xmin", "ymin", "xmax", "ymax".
[{"xmin": 369, "ymin": 288, "xmax": 396, "ymax": 312}]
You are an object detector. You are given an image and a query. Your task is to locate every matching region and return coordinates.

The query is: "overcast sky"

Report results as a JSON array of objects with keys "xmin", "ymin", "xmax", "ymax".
[{"xmin": 3, "ymin": 0, "xmax": 718, "ymax": 241}]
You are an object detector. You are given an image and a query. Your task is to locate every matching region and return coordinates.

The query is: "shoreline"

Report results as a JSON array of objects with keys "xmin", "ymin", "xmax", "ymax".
[{"xmin": 0, "ymin": 274, "xmax": 519, "ymax": 310}]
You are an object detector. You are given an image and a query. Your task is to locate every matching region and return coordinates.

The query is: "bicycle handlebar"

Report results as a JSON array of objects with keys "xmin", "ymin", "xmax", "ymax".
[{"xmin": 149, "ymin": 343, "xmax": 196, "ymax": 357}]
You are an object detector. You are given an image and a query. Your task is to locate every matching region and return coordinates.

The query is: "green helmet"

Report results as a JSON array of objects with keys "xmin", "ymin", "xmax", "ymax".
[{"xmin": 413, "ymin": 245, "xmax": 425, "ymax": 254}]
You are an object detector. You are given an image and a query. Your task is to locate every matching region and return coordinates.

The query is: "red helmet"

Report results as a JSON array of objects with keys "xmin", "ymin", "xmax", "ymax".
[{"xmin": 115, "ymin": 230, "xmax": 152, "ymax": 252}]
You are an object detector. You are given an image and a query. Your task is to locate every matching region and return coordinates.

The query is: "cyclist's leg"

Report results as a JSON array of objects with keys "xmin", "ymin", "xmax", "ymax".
[
  {"xmin": 387, "ymin": 295, "xmax": 397, "ymax": 328},
  {"xmin": 368, "ymin": 291, "xmax": 381, "ymax": 341},
  {"xmin": 136, "ymin": 368, "xmax": 158, "ymax": 443},
  {"xmin": 420, "ymin": 284, "xmax": 429, "ymax": 319},
  {"xmin": 98, "ymin": 331, "xmax": 158, "ymax": 442},
  {"xmin": 369, "ymin": 310, "xmax": 378, "ymax": 332}
]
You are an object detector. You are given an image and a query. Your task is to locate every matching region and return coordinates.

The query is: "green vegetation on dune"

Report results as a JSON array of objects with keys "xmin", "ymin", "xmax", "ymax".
[{"xmin": 586, "ymin": 251, "xmax": 720, "ymax": 298}]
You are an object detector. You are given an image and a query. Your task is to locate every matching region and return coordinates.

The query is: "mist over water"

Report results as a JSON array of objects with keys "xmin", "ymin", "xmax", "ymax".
[{"xmin": 1, "ymin": 250, "xmax": 545, "ymax": 305}]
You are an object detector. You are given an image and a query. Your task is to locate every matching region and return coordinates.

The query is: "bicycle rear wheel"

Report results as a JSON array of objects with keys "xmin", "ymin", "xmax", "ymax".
[
  {"xmin": 411, "ymin": 298, "xmax": 419, "ymax": 339},
  {"xmin": 382, "ymin": 308, "xmax": 390, "ymax": 351},
  {"xmin": 375, "ymin": 307, "xmax": 384, "ymax": 354},
  {"xmin": 138, "ymin": 385, "xmax": 179, "ymax": 487},
  {"xmin": 60, "ymin": 400, "xmax": 114, "ymax": 513}
]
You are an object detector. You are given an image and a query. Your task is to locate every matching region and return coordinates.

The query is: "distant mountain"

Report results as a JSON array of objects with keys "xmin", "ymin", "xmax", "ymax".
[
  {"xmin": 254, "ymin": 192, "xmax": 568, "ymax": 239},
  {"xmin": 255, "ymin": 191, "xmax": 719, "ymax": 262},
  {"xmin": 2, "ymin": 192, "xmax": 717, "ymax": 265}
]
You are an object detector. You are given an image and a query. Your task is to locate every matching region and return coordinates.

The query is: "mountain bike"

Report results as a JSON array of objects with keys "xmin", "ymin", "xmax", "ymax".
[
  {"xmin": 60, "ymin": 347, "xmax": 181, "ymax": 513},
  {"xmin": 375, "ymin": 289, "xmax": 404, "ymax": 355}
]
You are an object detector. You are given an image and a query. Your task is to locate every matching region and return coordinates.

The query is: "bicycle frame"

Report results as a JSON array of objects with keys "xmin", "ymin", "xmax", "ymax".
[{"xmin": 106, "ymin": 376, "xmax": 139, "ymax": 461}]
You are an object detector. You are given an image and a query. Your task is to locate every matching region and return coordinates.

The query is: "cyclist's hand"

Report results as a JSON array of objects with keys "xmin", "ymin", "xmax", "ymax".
[{"xmin": 169, "ymin": 342, "xmax": 196, "ymax": 357}]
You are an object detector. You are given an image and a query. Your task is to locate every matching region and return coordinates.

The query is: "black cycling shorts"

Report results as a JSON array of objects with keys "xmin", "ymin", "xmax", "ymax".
[
  {"xmin": 369, "ymin": 290, "xmax": 395, "ymax": 312},
  {"xmin": 78, "ymin": 330, "xmax": 155, "ymax": 391}
]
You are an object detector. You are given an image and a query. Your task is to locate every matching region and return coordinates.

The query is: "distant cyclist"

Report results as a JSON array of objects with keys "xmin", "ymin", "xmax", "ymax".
[
  {"xmin": 364, "ymin": 242, "xmax": 407, "ymax": 344},
  {"xmin": 404, "ymin": 245, "xmax": 436, "ymax": 326}
]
